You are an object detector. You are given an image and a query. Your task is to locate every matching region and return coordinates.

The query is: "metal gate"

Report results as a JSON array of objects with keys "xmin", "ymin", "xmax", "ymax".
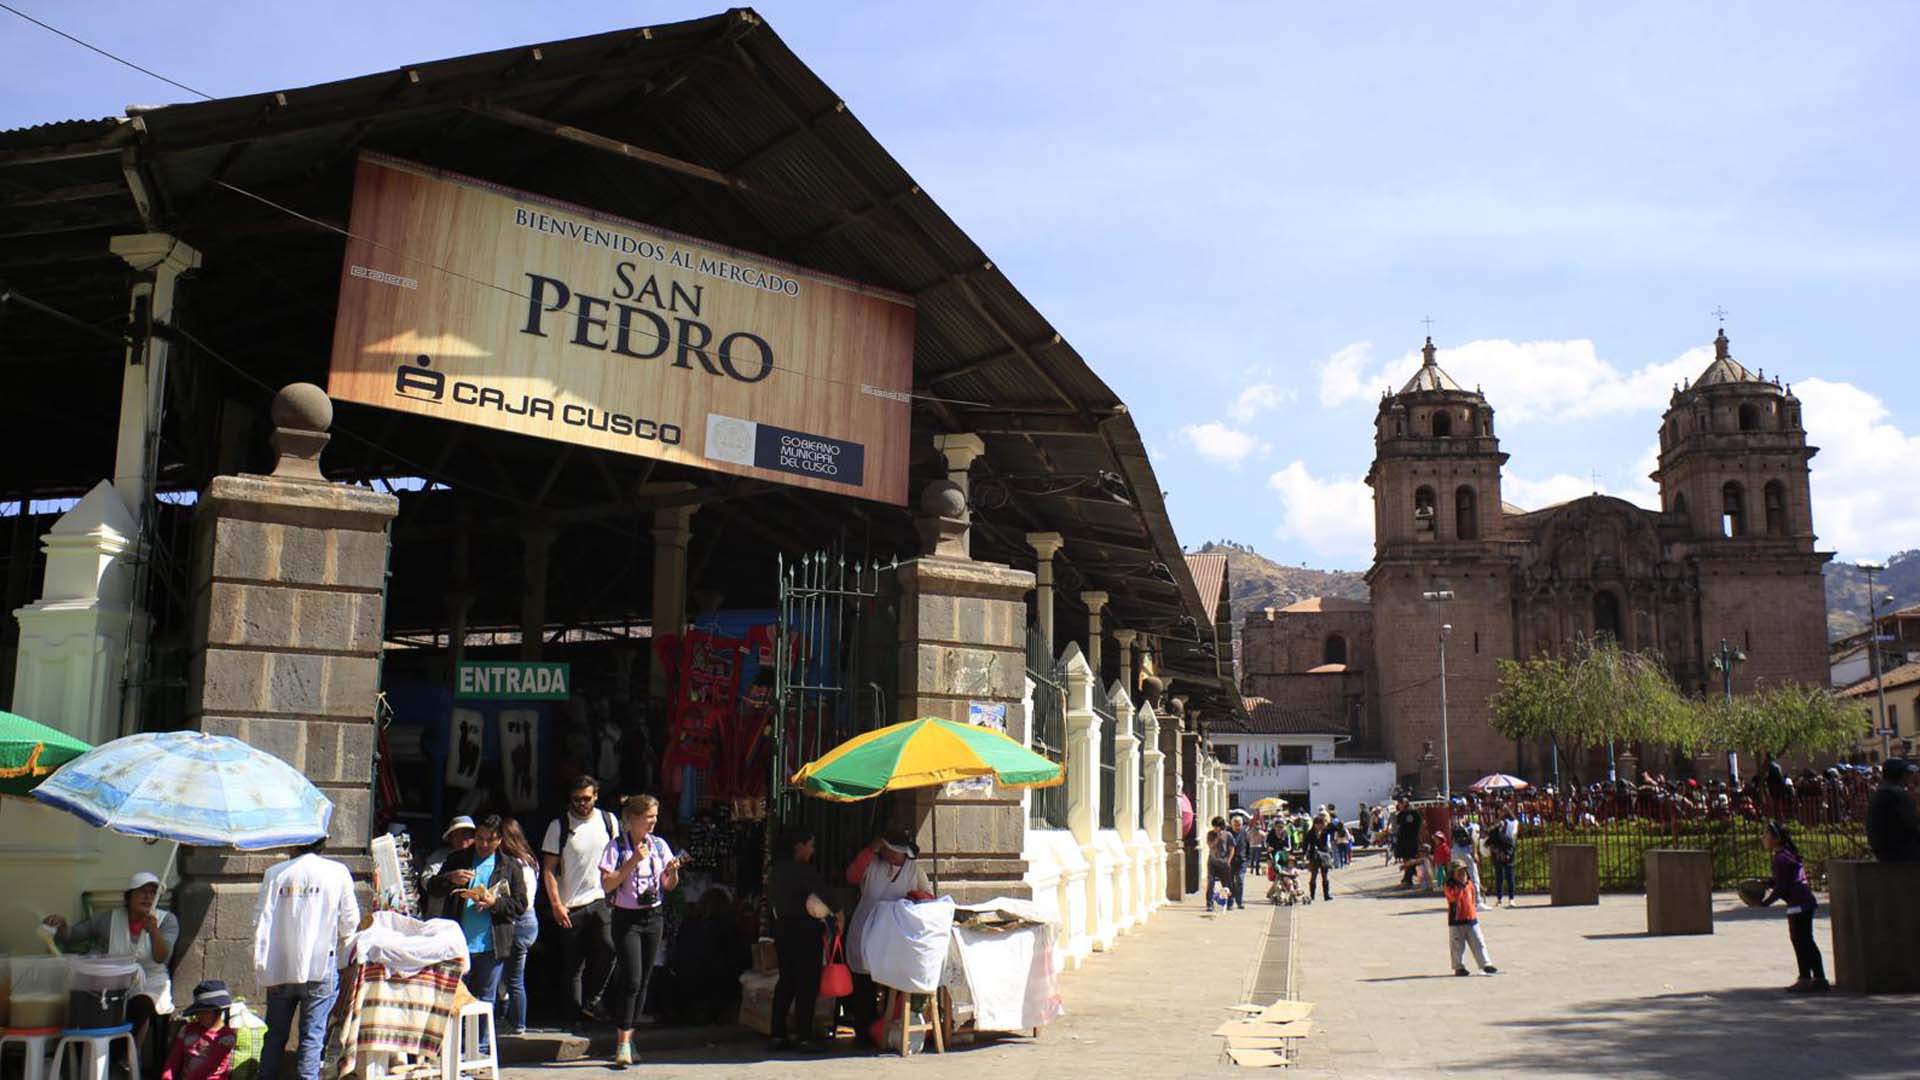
[{"xmin": 770, "ymin": 548, "xmax": 898, "ymax": 874}]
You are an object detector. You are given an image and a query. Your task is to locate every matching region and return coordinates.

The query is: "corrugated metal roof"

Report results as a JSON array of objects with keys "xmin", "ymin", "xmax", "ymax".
[{"xmin": 1185, "ymin": 553, "xmax": 1227, "ymax": 623}]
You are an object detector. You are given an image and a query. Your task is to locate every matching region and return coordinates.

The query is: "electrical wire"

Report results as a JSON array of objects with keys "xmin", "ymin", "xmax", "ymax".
[{"xmin": 0, "ymin": 3, "xmax": 214, "ymax": 100}]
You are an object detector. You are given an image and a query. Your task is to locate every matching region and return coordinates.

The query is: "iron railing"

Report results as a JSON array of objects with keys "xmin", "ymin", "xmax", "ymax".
[
  {"xmin": 1096, "ymin": 695, "xmax": 1116, "ymax": 830},
  {"xmin": 1027, "ymin": 626, "xmax": 1068, "ymax": 829}
]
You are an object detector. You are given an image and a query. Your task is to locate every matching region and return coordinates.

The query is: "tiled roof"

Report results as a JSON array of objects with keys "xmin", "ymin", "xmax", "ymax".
[
  {"xmin": 1279, "ymin": 596, "xmax": 1369, "ymax": 614},
  {"xmin": 1692, "ymin": 330, "xmax": 1758, "ymax": 387},
  {"xmin": 1399, "ymin": 338, "xmax": 1466, "ymax": 394},
  {"xmin": 1185, "ymin": 552, "xmax": 1229, "ymax": 624},
  {"xmin": 1244, "ymin": 698, "xmax": 1348, "ymax": 735},
  {"xmin": 1838, "ymin": 660, "xmax": 1920, "ymax": 698}
]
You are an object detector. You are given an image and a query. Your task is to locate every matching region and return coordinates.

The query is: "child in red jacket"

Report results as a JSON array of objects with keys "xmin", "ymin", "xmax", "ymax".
[
  {"xmin": 1444, "ymin": 861, "xmax": 1498, "ymax": 976},
  {"xmin": 161, "ymin": 981, "xmax": 236, "ymax": 1080}
]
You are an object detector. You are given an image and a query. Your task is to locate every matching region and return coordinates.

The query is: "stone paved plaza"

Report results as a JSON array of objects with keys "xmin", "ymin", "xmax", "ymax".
[
  {"xmin": 502, "ymin": 895, "xmax": 1274, "ymax": 1080},
  {"xmin": 1291, "ymin": 859, "xmax": 1920, "ymax": 1079},
  {"xmin": 500, "ymin": 857, "xmax": 1920, "ymax": 1080}
]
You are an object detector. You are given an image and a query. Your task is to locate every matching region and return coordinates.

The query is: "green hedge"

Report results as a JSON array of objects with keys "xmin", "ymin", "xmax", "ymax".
[{"xmin": 1505, "ymin": 820, "xmax": 1870, "ymax": 893}]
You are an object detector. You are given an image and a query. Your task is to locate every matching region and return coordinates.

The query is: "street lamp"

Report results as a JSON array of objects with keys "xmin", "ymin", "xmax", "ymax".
[
  {"xmin": 1863, "ymin": 563, "xmax": 1896, "ymax": 759},
  {"xmin": 1709, "ymin": 638, "xmax": 1746, "ymax": 784},
  {"xmin": 1423, "ymin": 589, "xmax": 1455, "ymax": 799}
]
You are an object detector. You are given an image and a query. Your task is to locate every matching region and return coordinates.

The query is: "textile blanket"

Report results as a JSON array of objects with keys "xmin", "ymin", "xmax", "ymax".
[{"xmin": 335, "ymin": 960, "xmax": 463, "ymax": 1074}]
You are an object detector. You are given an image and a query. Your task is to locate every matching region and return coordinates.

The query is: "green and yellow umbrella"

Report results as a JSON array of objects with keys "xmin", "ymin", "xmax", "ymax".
[
  {"xmin": 0, "ymin": 709, "xmax": 91, "ymax": 797},
  {"xmin": 791, "ymin": 717, "xmax": 1064, "ymax": 802}
]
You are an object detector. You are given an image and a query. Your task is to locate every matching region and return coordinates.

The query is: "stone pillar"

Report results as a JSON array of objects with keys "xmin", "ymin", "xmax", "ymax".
[
  {"xmin": 1139, "ymin": 694, "xmax": 1166, "ymax": 912},
  {"xmin": 1113, "ymin": 629, "xmax": 1138, "ymax": 692},
  {"xmin": 170, "ymin": 385, "xmax": 396, "ymax": 999},
  {"xmin": 899, "ymin": 481, "xmax": 1035, "ymax": 903},
  {"xmin": 1056, "ymin": 645, "xmax": 1097, "ymax": 964},
  {"xmin": 1162, "ymin": 691, "xmax": 1188, "ymax": 901},
  {"xmin": 109, "ymin": 234, "xmax": 202, "ymax": 517},
  {"xmin": 519, "ymin": 523, "xmax": 553, "ymax": 660},
  {"xmin": 1082, "ymin": 591, "xmax": 1108, "ymax": 685},
  {"xmin": 1181, "ymin": 718, "xmax": 1202, "ymax": 895},
  {"xmin": 1109, "ymin": 680, "xmax": 1141, "ymax": 932},
  {"xmin": 932, "ymin": 434, "xmax": 986, "ymax": 557},
  {"xmin": 2, "ymin": 482, "xmax": 171, "ymax": 954},
  {"xmin": 1025, "ymin": 532, "xmax": 1063, "ymax": 656},
  {"xmin": 647, "ymin": 492, "xmax": 696, "ymax": 694},
  {"xmin": 1829, "ymin": 860, "xmax": 1920, "ymax": 992}
]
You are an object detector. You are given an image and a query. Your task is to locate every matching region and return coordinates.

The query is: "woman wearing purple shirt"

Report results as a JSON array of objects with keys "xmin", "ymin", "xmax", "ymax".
[{"xmin": 598, "ymin": 794, "xmax": 682, "ymax": 1067}]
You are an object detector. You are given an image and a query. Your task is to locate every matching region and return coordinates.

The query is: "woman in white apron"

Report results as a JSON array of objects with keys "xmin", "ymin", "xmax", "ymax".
[
  {"xmin": 45, "ymin": 871, "xmax": 176, "ymax": 1045},
  {"xmin": 841, "ymin": 831, "xmax": 930, "ymax": 1044}
]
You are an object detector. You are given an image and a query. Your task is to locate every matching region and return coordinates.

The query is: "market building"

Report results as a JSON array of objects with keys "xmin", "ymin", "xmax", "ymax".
[{"xmin": 0, "ymin": 9, "xmax": 1241, "ymax": 997}]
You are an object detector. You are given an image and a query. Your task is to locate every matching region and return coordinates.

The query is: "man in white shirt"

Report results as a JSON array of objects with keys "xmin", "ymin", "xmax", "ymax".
[
  {"xmin": 541, "ymin": 775, "xmax": 617, "ymax": 1026},
  {"xmin": 254, "ymin": 838, "xmax": 360, "ymax": 1080}
]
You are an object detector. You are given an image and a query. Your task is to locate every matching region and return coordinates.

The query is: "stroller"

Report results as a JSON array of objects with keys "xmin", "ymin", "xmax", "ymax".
[{"xmin": 1266, "ymin": 851, "xmax": 1305, "ymax": 905}]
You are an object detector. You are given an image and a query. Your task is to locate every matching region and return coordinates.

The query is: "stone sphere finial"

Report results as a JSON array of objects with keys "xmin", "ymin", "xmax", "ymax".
[
  {"xmin": 1141, "ymin": 674, "xmax": 1166, "ymax": 707},
  {"xmin": 920, "ymin": 479, "xmax": 968, "ymax": 520},
  {"xmin": 269, "ymin": 382, "xmax": 333, "ymax": 481},
  {"xmin": 272, "ymin": 382, "xmax": 333, "ymax": 434}
]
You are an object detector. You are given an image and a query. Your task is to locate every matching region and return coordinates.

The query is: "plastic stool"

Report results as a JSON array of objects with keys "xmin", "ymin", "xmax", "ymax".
[
  {"xmin": 440, "ymin": 1003, "xmax": 496, "ymax": 1080},
  {"xmin": 49, "ymin": 1026, "xmax": 136, "ymax": 1080},
  {"xmin": 0, "ymin": 1027, "xmax": 62, "ymax": 1080}
]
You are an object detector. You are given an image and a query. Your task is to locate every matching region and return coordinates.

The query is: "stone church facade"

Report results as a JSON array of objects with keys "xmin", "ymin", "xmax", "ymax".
[{"xmin": 1241, "ymin": 330, "xmax": 1830, "ymax": 790}]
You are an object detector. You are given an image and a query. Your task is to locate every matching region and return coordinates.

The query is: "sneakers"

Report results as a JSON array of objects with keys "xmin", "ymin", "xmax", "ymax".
[
  {"xmin": 1786, "ymin": 978, "xmax": 1831, "ymax": 994},
  {"xmin": 613, "ymin": 1040, "xmax": 633, "ymax": 1068},
  {"xmin": 1482, "ymin": 966, "xmax": 1499, "ymax": 975},
  {"xmin": 1454, "ymin": 968, "xmax": 1470, "ymax": 977}
]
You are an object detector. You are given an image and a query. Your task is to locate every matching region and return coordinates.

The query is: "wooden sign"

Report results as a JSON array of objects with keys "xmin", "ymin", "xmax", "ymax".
[{"xmin": 327, "ymin": 153, "xmax": 915, "ymax": 504}]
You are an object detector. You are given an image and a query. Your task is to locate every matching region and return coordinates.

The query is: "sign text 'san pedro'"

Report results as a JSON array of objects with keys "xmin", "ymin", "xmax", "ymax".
[{"xmin": 327, "ymin": 153, "xmax": 914, "ymax": 504}]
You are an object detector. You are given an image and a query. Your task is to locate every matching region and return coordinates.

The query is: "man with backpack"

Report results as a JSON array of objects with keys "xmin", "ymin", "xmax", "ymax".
[{"xmin": 541, "ymin": 775, "xmax": 619, "ymax": 1027}]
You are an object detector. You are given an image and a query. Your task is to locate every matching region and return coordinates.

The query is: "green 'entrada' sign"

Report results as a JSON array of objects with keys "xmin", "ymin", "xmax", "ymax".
[{"xmin": 455, "ymin": 661, "xmax": 571, "ymax": 700}]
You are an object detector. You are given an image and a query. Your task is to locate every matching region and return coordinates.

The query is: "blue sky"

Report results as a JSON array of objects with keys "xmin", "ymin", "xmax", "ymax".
[{"xmin": 5, "ymin": 2, "xmax": 1915, "ymax": 569}]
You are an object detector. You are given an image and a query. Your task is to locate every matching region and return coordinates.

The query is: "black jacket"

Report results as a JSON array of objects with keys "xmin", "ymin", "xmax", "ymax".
[
  {"xmin": 427, "ymin": 848, "xmax": 529, "ymax": 959},
  {"xmin": 1867, "ymin": 784, "xmax": 1920, "ymax": 863}
]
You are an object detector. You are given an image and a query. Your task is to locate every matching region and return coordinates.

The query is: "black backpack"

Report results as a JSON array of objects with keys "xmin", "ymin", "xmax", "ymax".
[{"xmin": 1452, "ymin": 823, "xmax": 1473, "ymax": 848}]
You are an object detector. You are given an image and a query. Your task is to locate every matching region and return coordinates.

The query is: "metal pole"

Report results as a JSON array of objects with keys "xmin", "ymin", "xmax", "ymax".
[
  {"xmin": 1867, "ymin": 565, "xmax": 1891, "ymax": 760},
  {"xmin": 1439, "ymin": 624, "xmax": 1451, "ymax": 801}
]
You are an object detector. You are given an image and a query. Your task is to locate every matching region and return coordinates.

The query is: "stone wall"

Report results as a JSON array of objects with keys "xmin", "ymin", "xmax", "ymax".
[{"xmin": 1370, "ymin": 560, "xmax": 1517, "ymax": 788}]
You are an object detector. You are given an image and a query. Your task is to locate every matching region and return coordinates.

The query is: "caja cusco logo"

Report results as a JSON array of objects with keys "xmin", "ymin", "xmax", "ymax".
[{"xmin": 393, "ymin": 355, "xmax": 681, "ymax": 445}]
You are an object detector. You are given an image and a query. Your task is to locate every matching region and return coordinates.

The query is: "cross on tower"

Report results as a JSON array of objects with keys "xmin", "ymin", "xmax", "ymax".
[
  {"xmin": 1711, "ymin": 305, "xmax": 1728, "ymax": 327},
  {"xmin": 1420, "ymin": 315, "xmax": 1436, "ymax": 334}
]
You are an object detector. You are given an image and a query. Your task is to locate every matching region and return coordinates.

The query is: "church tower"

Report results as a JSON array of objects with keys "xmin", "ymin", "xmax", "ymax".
[
  {"xmin": 1652, "ymin": 327, "xmax": 1829, "ymax": 692},
  {"xmin": 1365, "ymin": 338, "xmax": 1516, "ymax": 791}
]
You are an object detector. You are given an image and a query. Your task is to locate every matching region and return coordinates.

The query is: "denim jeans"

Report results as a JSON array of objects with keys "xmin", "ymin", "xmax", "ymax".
[
  {"xmin": 498, "ymin": 913, "xmax": 539, "ymax": 1034},
  {"xmin": 260, "ymin": 968, "xmax": 339, "ymax": 1080},
  {"xmin": 466, "ymin": 951, "xmax": 505, "ymax": 1053}
]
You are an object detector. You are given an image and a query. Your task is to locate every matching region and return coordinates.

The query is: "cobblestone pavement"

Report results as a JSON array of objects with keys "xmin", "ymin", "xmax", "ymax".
[
  {"xmin": 502, "ymin": 894, "xmax": 1277, "ymax": 1080},
  {"xmin": 1289, "ymin": 857, "xmax": 1920, "ymax": 1079}
]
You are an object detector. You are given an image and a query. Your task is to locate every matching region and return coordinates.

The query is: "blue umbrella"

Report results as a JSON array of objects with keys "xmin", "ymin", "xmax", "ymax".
[{"xmin": 33, "ymin": 731, "xmax": 333, "ymax": 849}]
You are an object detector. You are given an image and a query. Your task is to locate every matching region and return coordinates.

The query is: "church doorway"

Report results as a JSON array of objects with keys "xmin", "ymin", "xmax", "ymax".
[{"xmin": 1593, "ymin": 590, "xmax": 1624, "ymax": 642}]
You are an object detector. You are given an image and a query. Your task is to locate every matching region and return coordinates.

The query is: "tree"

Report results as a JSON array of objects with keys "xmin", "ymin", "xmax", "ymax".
[
  {"xmin": 1703, "ymin": 682, "xmax": 1861, "ymax": 761},
  {"xmin": 1489, "ymin": 638, "xmax": 1699, "ymax": 781}
]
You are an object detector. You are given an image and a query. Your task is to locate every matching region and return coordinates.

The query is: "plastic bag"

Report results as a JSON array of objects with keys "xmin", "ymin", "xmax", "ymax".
[{"xmin": 229, "ymin": 1000, "xmax": 267, "ymax": 1080}]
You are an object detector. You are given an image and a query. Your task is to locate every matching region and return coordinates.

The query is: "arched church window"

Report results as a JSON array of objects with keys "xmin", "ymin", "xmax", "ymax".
[
  {"xmin": 1455, "ymin": 485, "xmax": 1479, "ymax": 540},
  {"xmin": 1739, "ymin": 402, "xmax": 1761, "ymax": 431},
  {"xmin": 1414, "ymin": 486, "xmax": 1436, "ymax": 534},
  {"xmin": 1323, "ymin": 635, "xmax": 1348, "ymax": 666},
  {"xmin": 1722, "ymin": 481, "xmax": 1747, "ymax": 537},
  {"xmin": 1764, "ymin": 480, "xmax": 1787, "ymax": 536},
  {"xmin": 1432, "ymin": 411, "xmax": 1453, "ymax": 437},
  {"xmin": 1593, "ymin": 590, "xmax": 1624, "ymax": 642}
]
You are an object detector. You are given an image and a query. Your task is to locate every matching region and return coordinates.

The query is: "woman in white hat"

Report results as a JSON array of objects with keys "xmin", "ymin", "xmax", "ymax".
[{"xmin": 44, "ymin": 871, "xmax": 177, "ymax": 1044}]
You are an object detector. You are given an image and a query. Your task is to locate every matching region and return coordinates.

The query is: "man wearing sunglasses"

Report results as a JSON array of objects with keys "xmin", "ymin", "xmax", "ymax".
[{"xmin": 542, "ymin": 775, "xmax": 619, "ymax": 1027}]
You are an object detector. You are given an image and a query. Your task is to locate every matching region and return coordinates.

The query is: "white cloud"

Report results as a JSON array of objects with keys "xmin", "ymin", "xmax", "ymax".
[
  {"xmin": 1180, "ymin": 422, "xmax": 1264, "ymax": 468},
  {"xmin": 1796, "ymin": 378, "xmax": 1920, "ymax": 562},
  {"xmin": 1266, "ymin": 461, "xmax": 1374, "ymax": 563},
  {"xmin": 1227, "ymin": 383, "xmax": 1297, "ymax": 424},
  {"xmin": 1502, "ymin": 445, "xmax": 1661, "ymax": 514},
  {"xmin": 1318, "ymin": 338, "xmax": 1705, "ymax": 423}
]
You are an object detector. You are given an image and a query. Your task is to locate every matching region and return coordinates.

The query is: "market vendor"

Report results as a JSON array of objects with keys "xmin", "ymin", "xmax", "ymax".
[
  {"xmin": 766, "ymin": 825, "xmax": 842, "ymax": 1053},
  {"xmin": 44, "ymin": 871, "xmax": 176, "ymax": 1048},
  {"xmin": 843, "ymin": 828, "xmax": 932, "ymax": 1044}
]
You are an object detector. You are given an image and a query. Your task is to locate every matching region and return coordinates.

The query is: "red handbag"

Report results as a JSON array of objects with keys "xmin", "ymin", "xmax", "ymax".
[{"xmin": 819, "ymin": 927, "xmax": 853, "ymax": 998}]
